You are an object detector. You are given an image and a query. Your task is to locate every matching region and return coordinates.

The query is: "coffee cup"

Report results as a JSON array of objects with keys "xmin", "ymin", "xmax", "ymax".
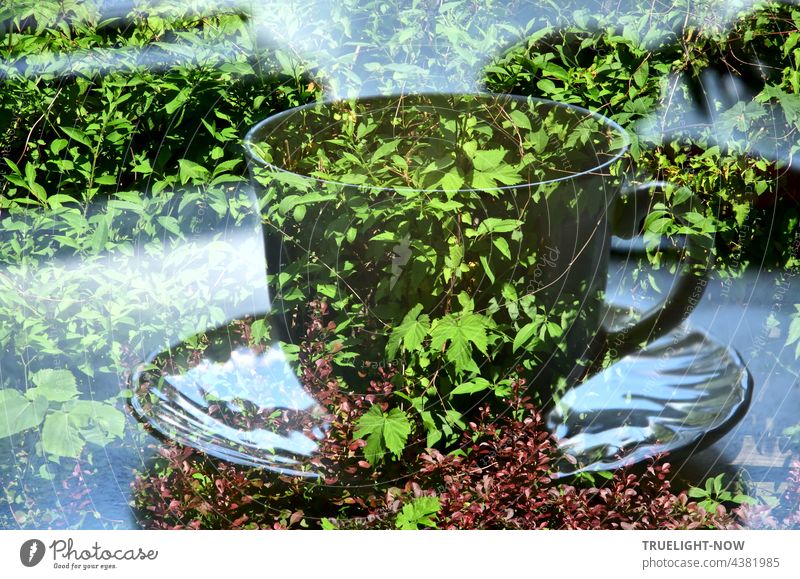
[{"xmin": 244, "ymin": 92, "xmax": 711, "ymax": 407}]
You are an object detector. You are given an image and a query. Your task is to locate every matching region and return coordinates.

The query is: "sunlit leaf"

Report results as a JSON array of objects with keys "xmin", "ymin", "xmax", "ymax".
[{"xmin": 0, "ymin": 389, "xmax": 48, "ymax": 438}]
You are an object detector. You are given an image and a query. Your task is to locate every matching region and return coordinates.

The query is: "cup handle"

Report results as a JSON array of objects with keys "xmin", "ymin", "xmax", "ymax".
[{"xmin": 602, "ymin": 181, "xmax": 713, "ymax": 354}]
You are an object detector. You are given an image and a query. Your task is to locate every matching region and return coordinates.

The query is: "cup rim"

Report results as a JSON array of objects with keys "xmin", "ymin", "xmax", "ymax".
[{"xmin": 243, "ymin": 92, "xmax": 631, "ymax": 192}]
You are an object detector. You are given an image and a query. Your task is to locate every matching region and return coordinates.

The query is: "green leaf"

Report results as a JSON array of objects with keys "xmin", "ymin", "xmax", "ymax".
[
  {"xmin": 164, "ymin": 87, "xmax": 191, "ymax": 114},
  {"xmin": 546, "ymin": 321, "xmax": 564, "ymax": 338},
  {"xmin": 732, "ymin": 494, "xmax": 759, "ymax": 506},
  {"xmin": 491, "ymin": 164, "xmax": 522, "ymax": 185},
  {"xmin": 93, "ymin": 175, "xmax": 117, "ymax": 185},
  {"xmin": 370, "ymin": 139, "xmax": 400, "ymax": 162},
  {"xmin": 63, "ymin": 400, "xmax": 125, "ymax": 440},
  {"xmin": 62, "ymin": 126, "xmax": 92, "ymax": 148},
  {"xmin": 470, "ymin": 148, "xmax": 506, "ymax": 171},
  {"xmin": 632, "ymin": 60, "xmax": 649, "ymax": 88},
  {"xmin": 361, "ymin": 428, "xmax": 385, "ymax": 465},
  {"xmin": 420, "ymin": 410, "xmax": 442, "ymax": 447},
  {"xmin": 386, "ymin": 304, "xmax": 431, "ymax": 359},
  {"xmin": 28, "ymin": 369, "xmax": 78, "ymax": 402},
  {"xmin": 508, "ymin": 109, "xmax": 532, "ymax": 130},
  {"xmin": 132, "ymin": 159, "xmax": 153, "ymax": 174},
  {"xmin": 513, "ymin": 320, "xmax": 542, "ymax": 353},
  {"xmin": 90, "ymin": 216, "xmax": 109, "ymax": 252},
  {"xmin": 542, "ymin": 61, "xmax": 569, "ymax": 81},
  {"xmin": 396, "ymin": 496, "xmax": 440, "ymax": 530},
  {"xmin": 450, "ymin": 377, "xmax": 492, "ymax": 396},
  {"xmin": 430, "ymin": 313, "xmax": 489, "ymax": 374},
  {"xmin": 437, "ymin": 171, "xmax": 464, "ymax": 191},
  {"xmin": 471, "ymin": 171, "xmax": 497, "ymax": 190},
  {"xmin": 0, "ymin": 389, "xmax": 48, "ymax": 438},
  {"xmin": 157, "ymin": 215, "xmax": 182, "ymax": 236},
  {"xmin": 492, "ymin": 237, "xmax": 511, "ymax": 259},
  {"xmin": 370, "ymin": 231, "xmax": 397, "ymax": 242},
  {"xmin": 25, "ymin": 162, "xmax": 36, "ymax": 186},
  {"xmin": 758, "ymin": 85, "xmax": 800, "ymax": 124},
  {"xmin": 537, "ymin": 78, "xmax": 557, "ymax": 94},
  {"xmin": 178, "ymin": 159, "xmax": 210, "ymax": 184},
  {"xmin": 476, "ymin": 218, "xmax": 522, "ymax": 235},
  {"xmin": 50, "ymin": 138, "xmax": 68, "ymax": 155},
  {"xmin": 41, "ymin": 411, "xmax": 85, "ymax": 458},
  {"xmin": 687, "ymin": 486, "xmax": 707, "ymax": 499},
  {"xmin": 713, "ymin": 473, "xmax": 723, "ymax": 494},
  {"xmin": 354, "ymin": 406, "xmax": 412, "ymax": 465},
  {"xmin": 443, "ymin": 243, "xmax": 464, "ymax": 282},
  {"xmin": 381, "ymin": 408, "xmax": 412, "ymax": 457},
  {"xmin": 38, "ymin": 464, "xmax": 55, "ymax": 481},
  {"xmin": 786, "ymin": 306, "xmax": 800, "ymax": 359},
  {"xmin": 479, "ymin": 255, "xmax": 495, "ymax": 283},
  {"xmin": 316, "ymin": 283, "xmax": 337, "ymax": 299},
  {"xmin": 428, "ymin": 198, "xmax": 463, "ymax": 211},
  {"xmin": 277, "ymin": 192, "xmax": 336, "ymax": 215},
  {"xmin": 354, "ymin": 406, "xmax": 386, "ymax": 441}
]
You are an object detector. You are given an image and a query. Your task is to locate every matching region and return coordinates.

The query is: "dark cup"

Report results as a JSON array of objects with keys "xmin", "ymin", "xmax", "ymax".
[{"xmin": 244, "ymin": 93, "xmax": 711, "ymax": 407}]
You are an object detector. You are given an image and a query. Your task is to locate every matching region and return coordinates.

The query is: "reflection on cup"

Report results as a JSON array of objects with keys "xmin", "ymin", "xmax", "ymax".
[{"xmin": 243, "ymin": 93, "xmax": 710, "ymax": 410}]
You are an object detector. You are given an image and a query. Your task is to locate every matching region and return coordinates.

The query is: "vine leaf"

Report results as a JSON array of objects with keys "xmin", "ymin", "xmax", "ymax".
[
  {"xmin": 386, "ymin": 304, "xmax": 430, "ymax": 359},
  {"xmin": 354, "ymin": 406, "xmax": 412, "ymax": 465},
  {"xmin": 396, "ymin": 496, "xmax": 441, "ymax": 529},
  {"xmin": 63, "ymin": 400, "xmax": 126, "ymax": 444},
  {"xmin": 430, "ymin": 312, "xmax": 489, "ymax": 374},
  {"xmin": 27, "ymin": 368, "xmax": 78, "ymax": 403},
  {"xmin": 41, "ymin": 411, "xmax": 85, "ymax": 458},
  {"xmin": 0, "ymin": 389, "xmax": 48, "ymax": 438},
  {"xmin": 513, "ymin": 319, "xmax": 543, "ymax": 353}
]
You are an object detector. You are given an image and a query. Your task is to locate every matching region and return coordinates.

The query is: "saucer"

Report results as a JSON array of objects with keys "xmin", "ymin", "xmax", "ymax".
[
  {"xmin": 546, "ymin": 306, "xmax": 753, "ymax": 478},
  {"xmin": 130, "ymin": 339, "xmax": 332, "ymax": 477},
  {"xmin": 130, "ymin": 307, "xmax": 753, "ymax": 482}
]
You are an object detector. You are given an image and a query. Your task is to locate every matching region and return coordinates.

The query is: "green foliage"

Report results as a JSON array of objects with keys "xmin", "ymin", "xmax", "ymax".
[
  {"xmin": 428, "ymin": 311, "xmax": 491, "ymax": 376},
  {"xmin": 354, "ymin": 406, "xmax": 412, "ymax": 465},
  {"xmin": 484, "ymin": 0, "xmax": 800, "ymax": 273},
  {"xmin": 386, "ymin": 304, "xmax": 430, "ymax": 360},
  {"xmin": 1, "ymin": 0, "xmax": 798, "ymax": 529},
  {"xmin": 0, "ymin": 1, "xmax": 319, "ymax": 210},
  {"xmin": 40, "ymin": 411, "xmax": 85, "ymax": 459},
  {"xmin": 0, "ymin": 389, "xmax": 48, "ymax": 438},
  {"xmin": 250, "ymin": 93, "xmax": 601, "ymax": 465},
  {"xmin": 396, "ymin": 496, "xmax": 441, "ymax": 529},
  {"xmin": 28, "ymin": 369, "xmax": 79, "ymax": 403},
  {"xmin": 0, "ymin": 368, "xmax": 124, "ymax": 459},
  {"xmin": 0, "ymin": 1, "xmax": 319, "ymax": 471},
  {"xmin": 687, "ymin": 474, "xmax": 759, "ymax": 513},
  {"xmin": 783, "ymin": 423, "xmax": 800, "ymax": 445}
]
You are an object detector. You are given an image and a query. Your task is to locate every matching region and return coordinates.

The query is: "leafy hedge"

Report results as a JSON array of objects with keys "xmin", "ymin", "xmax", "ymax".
[{"xmin": 485, "ymin": 0, "xmax": 800, "ymax": 272}]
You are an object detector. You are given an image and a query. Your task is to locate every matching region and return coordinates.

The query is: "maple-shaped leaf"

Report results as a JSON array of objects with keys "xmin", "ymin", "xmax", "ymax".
[
  {"xmin": 354, "ymin": 406, "xmax": 412, "ymax": 465},
  {"xmin": 386, "ymin": 304, "xmax": 431, "ymax": 359},
  {"xmin": 470, "ymin": 148, "xmax": 507, "ymax": 171},
  {"xmin": 396, "ymin": 496, "xmax": 441, "ymax": 529},
  {"xmin": 429, "ymin": 312, "xmax": 489, "ymax": 375},
  {"xmin": 27, "ymin": 368, "xmax": 78, "ymax": 402}
]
